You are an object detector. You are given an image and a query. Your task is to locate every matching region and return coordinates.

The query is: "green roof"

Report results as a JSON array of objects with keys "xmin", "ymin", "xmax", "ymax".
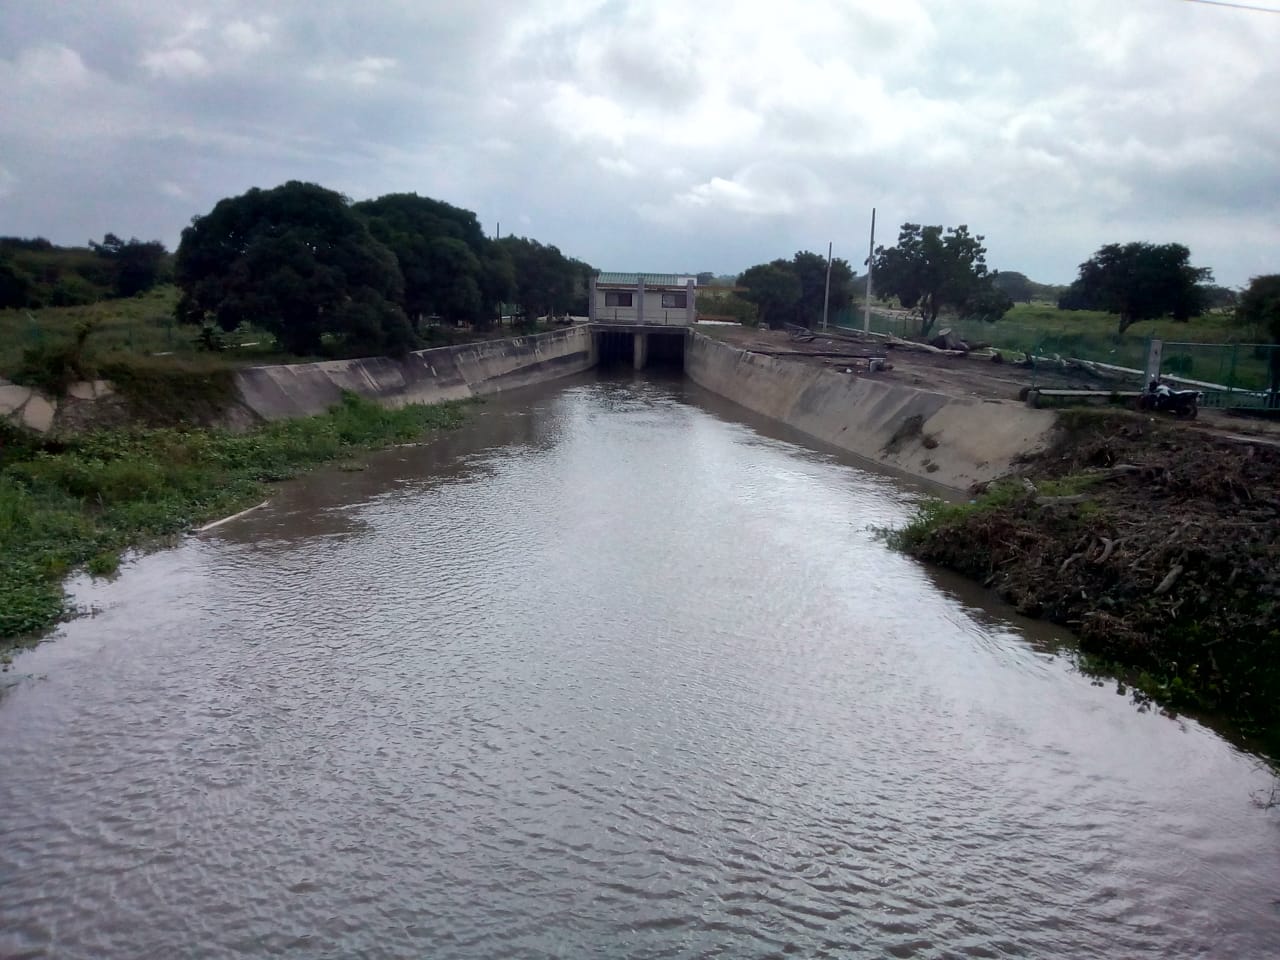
[{"xmin": 596, "ymin": 272, "xmax": 695, "ymax": 286}]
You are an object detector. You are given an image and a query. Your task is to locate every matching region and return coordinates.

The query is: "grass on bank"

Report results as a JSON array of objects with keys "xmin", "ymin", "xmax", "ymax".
[
  {"xmin": 0, "ymin": 392, "xmax": 468, "ymax": 648},
  {"xmin": 2, "ymin": 287, "xmax": 570, "ymax": 384}
]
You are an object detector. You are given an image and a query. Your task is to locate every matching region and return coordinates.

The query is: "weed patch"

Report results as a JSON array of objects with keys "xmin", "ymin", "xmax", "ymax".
[{"xmin": 0, "ymin": 392, "xmax": 469, "ymax": 648}]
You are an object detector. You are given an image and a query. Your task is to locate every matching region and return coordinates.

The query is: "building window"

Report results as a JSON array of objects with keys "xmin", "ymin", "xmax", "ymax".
[
  {"xmin": 661, "ymin": 292, "xmax": 688, "ymax": 309},
  {"xmin": 605, "ymin": 291, "xmax": 633, "ymax": 307}
]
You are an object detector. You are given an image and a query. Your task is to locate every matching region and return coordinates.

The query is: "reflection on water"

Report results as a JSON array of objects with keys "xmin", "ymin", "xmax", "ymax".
[{"xmin": 2, "ymin": 373, "xmax": 1278, "ymax": 959}]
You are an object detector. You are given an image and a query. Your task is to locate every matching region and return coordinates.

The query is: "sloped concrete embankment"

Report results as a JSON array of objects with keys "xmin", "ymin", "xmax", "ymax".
[
  {"xmin": 232, "ymin": 326, "xmax": 594, "ymax": 421},
  {"xmin": 2, "ymin": 327, "xmax": 594, "ymax": 433},
  {"xmin": 685, "ymin": 332, "xmax": 1055, "ymax": 492}
]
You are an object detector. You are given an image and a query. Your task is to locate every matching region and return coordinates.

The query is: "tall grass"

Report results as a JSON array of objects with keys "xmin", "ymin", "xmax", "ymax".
[
  {"xmin": 0, "ymin": 393, "xmax": 469, "ymax": 647},
  {"xmin": 0, "ymin": 286, "xmax": 299, "ymax": 379}
]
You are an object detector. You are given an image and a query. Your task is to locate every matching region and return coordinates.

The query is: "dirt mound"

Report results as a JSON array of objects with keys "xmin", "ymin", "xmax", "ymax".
[{"xmin": 910, "ymin": 409, "xmax": 1280, "ymax": 752}]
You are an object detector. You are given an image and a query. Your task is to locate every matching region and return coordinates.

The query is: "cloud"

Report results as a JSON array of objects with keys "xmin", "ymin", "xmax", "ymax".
[
  {"xmin": 221, "ymin": 19, "xmax": 271, "ymax": 54},
  {"xmin": 0, "ymin": 0, "xmax": 1277, "ymax": 285},
  {"xmin": 660, "ymin": 163, "xmax": 833, "ymax": 219},
  {"xmin": 141, "ymin": 46, "xmax": 210, "ymax": 79},
  {"xmin": 8, "ymin": 43, "xmax": 92, "ymax": 88},
  {"xmin": 306, "ymin": 55, "xmax": 398, "ymax": 88}
]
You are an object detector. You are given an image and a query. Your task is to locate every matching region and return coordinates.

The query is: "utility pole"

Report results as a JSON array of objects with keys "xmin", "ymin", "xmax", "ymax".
[
  {"xmin": 863, "ymin": 207, "xmax": 876, "ymax": 333},
  {"xmin": 821, "ymin": 241, "xmax": 833, "ymax": 331}
]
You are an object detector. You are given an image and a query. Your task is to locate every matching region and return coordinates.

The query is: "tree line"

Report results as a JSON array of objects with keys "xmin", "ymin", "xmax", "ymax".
[
  {"xmin": 174, "ymin": 181, "xmax": 593, "ymax": 356},
  {"xmin": 0, "ymin": 234, "xmax": 171, "ymax": 309},
  {"xmin": 732, "ymin": 224, "xmax": 1012, "ymax": 337},
  {"xmin": 731, "ymin": 222, "xmax": 1274, "ymax": 342}
]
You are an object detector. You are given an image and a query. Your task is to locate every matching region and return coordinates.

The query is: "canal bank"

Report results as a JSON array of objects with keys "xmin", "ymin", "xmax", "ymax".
[
  {"xmin": 231, "ymin": 324, "xmax": 595, "ymax": 421},
  {"xmin": 2, "ymin": 326, "xmax": 596, "ymax": 434},
  {"xmin": 684, "ymin": 331, "xmax": 1056, "ymax": 493}
]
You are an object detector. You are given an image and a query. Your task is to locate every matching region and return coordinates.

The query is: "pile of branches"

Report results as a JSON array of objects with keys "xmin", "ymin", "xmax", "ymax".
[{"xmin": 910, "ymin": 411, "xmax": 1280, "ymax": 742}]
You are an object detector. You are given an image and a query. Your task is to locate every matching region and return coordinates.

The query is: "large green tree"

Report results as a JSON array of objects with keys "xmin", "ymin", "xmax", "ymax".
[
  {"xmin": 1058, "ymin": 242, "xmax": 1212, "ymax": 335},
  {"xmin": 790, "ymin": 250, "xmax": 855, "ymax": 328},
  {"xmin": 354, "ymin": 193, "xmax": 498, "ymax": 327},
  {"xmin": 1237, "ymin": 274, "xmax": 1280, "ymax": 403},
  {"xmin": 734, "ymin": 251, "xmax": 855, "ymax": 329},
  {"xmin": 174, "ymin": 181, "xmax": 413, "ymax": 355},
  {"xmin": 872, "ymin": 223, "xmax": 1010, "ymax": 337},
  {"xmin": 738, "ymin": 260, "xmax": 802, "ymax": 330},
  {"xmin": 495, "ymin": 237, "xmax": 591, "ymax": 321}
]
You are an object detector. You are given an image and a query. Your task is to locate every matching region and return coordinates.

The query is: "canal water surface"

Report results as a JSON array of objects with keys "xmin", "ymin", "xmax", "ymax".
[{"xmin": 2, "ymin": 374, "xmax": 1278, "ymax": 958}]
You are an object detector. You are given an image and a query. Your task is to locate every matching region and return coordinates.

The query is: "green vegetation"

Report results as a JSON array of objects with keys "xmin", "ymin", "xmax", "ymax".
[
  {"xmin": 1237, "ymin": 274, "xmax": 1280, "ymax": 396},
  {"xmin": 2, "ymin": 286, "xmax": 565, "ymax": 388},
  {"xmin": 871, "ymin": 223, "xmax": 1012, "ymax": 337},
  {"xmin": 735, "ymin": 250, "xmax": 856, "ymax": 329},
  {"xmin": 0, "ymin": 286, "xmax": 292, "ymax": 380},
  {"xmin": 696, "ymin": 289, "xmax": 759, "ymax": 326},
  {"xmin": 1059, "ymin": 242, "xmax": 1213, "ymax": 335},
  {"xmin": 0, "ymin": 235, "xmax": 171, "ymax": 309},
  {"xmin": 175, "ymin": 181, "xmax": 593, "ymax": 357},
  {"xmin": 0, "ymin": 393, "xmax": 468, "ymax": 647},
  {"xmin": 886, "ymin": 409, "xmax": 1280, "ymax": 759}
]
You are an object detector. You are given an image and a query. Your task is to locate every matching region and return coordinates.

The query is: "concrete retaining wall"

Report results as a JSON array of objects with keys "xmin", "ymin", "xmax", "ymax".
[
  {"xmin": 232, "ymin": 325, "xmax": 594, "ymax": 421},
  {"xmin": 685, "ymin": 332, "xmax": 1055, "ymax": 492}
]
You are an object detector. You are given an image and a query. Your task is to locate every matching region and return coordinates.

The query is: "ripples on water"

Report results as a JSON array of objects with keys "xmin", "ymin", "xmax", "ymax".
[{"xmin": 2, "ymin": 376, "xmax": 1278, "ymax": 958}]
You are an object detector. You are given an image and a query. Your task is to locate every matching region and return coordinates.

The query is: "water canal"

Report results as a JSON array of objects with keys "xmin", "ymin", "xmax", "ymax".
[{"xmin": 2, "ymin": 374, "xmax": 1277, "ymax": 958}]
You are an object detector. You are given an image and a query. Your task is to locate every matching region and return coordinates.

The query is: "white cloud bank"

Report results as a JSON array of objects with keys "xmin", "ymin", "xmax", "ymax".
[{"xmin": 1, "ymin": 0, "xmax": 1278, "ymax": 285}]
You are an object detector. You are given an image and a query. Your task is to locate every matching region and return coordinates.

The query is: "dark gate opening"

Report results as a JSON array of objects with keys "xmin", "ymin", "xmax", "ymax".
[{"xmin": 592, "ymin": 329, "xmax": 687, "ymax": 371}]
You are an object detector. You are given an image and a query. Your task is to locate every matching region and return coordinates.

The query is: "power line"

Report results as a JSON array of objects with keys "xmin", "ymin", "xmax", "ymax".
[{"xmin": 1179, "ymin": 0, "xmax": 1280, "ymax": 13}]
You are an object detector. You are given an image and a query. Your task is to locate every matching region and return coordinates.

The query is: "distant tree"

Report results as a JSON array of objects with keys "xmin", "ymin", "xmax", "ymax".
[
  {"xmin": 0, "ymin": 237, "xmax": 55, "ymax": 253},
  {"xmin": 738, "ymin": 260, "xmax": 802, "ymax": 329},
  {"xmin": 696, "ymin": 271, "xmax": 716, "ymax": 286},
  {"xmin": 789, "ymin": 250, "xmax": 855, "ymax": 328},
  {"xmin": 494, "ymin": 236, "xmax": 590, "ymax": 321},
  {"xmin": 0, "ymin": 256, "xmax": 34, "ymax": 308},
  {"xmin": 90, "ymin": 233, "xmax": 170, "ymax": 297},
  {"xmin": 174, "ymin": 181, "xmax": 411, "ymax": 356},
  {"xmin": 991, "ymin": 270, "xmax": 1033, "ymax": 303},
  {"xmin": 1028, "ymin": 280, "xmax": 1068, "ymax": 303},
  {"xmin": 1199, "ymin": 284, "xmax": 1238, "ymax": 312},
  {"xmin": 1237, "ymin": 274, "xmax": 1280, "ymax": 402},
  {"xmin": 1058, "ymin": 242, "xmax": 1212, "ymax": 335},
  {"xmin": 481, "ymin": 248, "xmax": 517, "ymax": 322},
  {"xmin": 872, "ymin": 223, "xmax": 1008, "ymax": 337}
]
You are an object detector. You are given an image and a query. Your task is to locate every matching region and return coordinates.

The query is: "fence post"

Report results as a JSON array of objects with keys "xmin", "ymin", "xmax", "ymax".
[
  {"xmin": 1229, "ymin": 343, "xmax": 1238, "ymax": 397},
  {"xmin": 1144, "ymin": 339, "xmax": 1163, "ymax": 386}
]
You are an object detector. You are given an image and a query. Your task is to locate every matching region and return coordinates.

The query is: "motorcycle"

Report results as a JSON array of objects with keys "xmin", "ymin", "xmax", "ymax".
[{"xmin": 1136, "ymin": 377, "xmax": 1202, "ymax": 420}]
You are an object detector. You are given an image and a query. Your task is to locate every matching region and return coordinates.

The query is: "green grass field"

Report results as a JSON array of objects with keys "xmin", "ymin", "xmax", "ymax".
[{"xmin": 0, "ymin": 286, "xmax": 301, "ymax": 379}]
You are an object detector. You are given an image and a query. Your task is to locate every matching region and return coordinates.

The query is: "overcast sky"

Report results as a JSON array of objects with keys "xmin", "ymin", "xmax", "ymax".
[{"xmin": 2, "ymin": 0, "xmax": 1278, "ymax": 286}]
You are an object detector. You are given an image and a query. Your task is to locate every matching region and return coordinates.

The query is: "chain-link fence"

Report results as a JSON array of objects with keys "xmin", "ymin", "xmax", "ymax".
[
  {"xmin": 827, "ymin": 306, "xmax": 1279, "ymax": 411},
  {"xmin": 1160, "ymin": 341, "xmax": 1280, "ymax": 409}
]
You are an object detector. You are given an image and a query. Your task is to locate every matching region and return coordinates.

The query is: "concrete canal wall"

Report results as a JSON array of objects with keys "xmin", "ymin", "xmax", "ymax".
[
  {"xmin": 685, "ymin": 331, "xmax": 1056, "ymax": 492},
  {"xmin": 231, "ymin": 325, "xmax": 594, "ymax": 421}
]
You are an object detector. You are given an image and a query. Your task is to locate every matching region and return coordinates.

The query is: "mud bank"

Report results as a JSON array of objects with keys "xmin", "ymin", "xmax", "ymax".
[
  {"xmin": 232, "ymin": 325, "xmax": 594, "ymax": 421},
  {"xmin": 685, "ymin": 332, "xmax": 1055, "ymax": 492},
  {"xmin": 897, "ymin": 409, "xmax": 1280, "ymax": 757}
]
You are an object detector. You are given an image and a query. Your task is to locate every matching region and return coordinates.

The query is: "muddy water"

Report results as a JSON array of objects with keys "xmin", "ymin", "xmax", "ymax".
[{"xmin": 2, "ymin": 375, "xmax": 1278, "ymax": 959}]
